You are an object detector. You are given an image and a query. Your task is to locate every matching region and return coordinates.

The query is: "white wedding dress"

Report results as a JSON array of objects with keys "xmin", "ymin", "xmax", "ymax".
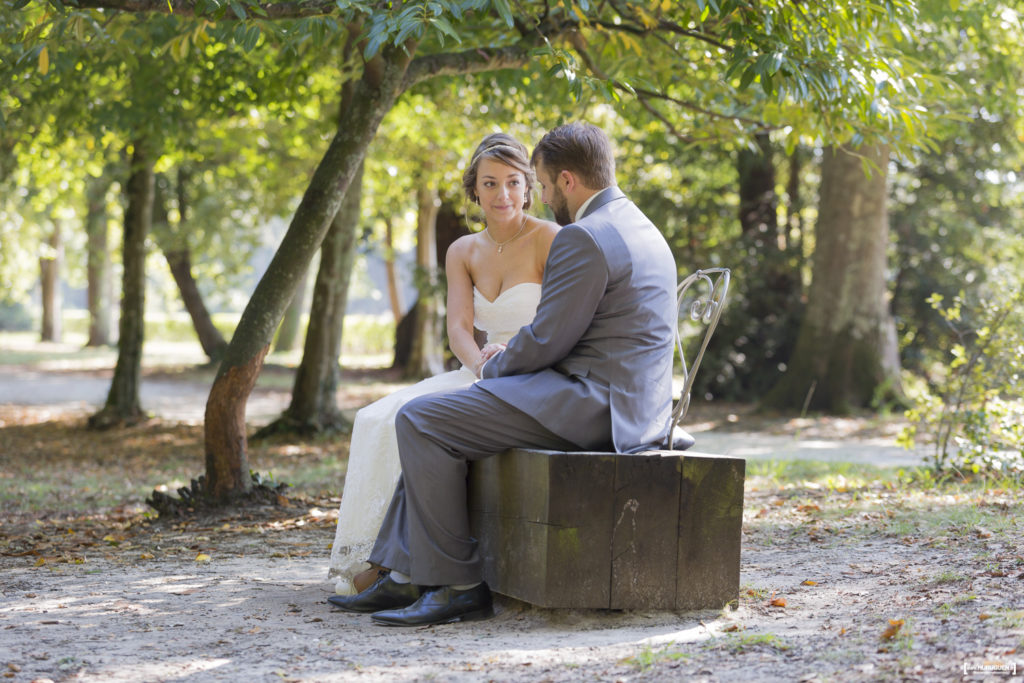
[{"xmin": 328, "ymin": 282, "xmax": 542, "ymax": 593}]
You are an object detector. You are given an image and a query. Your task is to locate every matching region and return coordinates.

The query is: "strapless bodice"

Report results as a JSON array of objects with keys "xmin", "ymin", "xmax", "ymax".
[{"xmin": 473, "ymin": 282, "xmax": 542, "ymax": 345}]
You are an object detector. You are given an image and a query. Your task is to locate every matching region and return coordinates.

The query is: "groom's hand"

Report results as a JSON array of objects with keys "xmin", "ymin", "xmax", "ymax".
[{"xmin": 476, "ymin": 343, "xmax": 507, "ymax": 377}]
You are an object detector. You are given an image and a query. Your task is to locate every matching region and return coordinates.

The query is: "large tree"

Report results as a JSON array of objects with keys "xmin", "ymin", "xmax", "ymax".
[
  {"xmin": 9, "ymin": 0, "xmax": 936, "ymax": 502},
  {"xmin": 762, "ymin": 144, "xmax": 903, "ymax": 413}
]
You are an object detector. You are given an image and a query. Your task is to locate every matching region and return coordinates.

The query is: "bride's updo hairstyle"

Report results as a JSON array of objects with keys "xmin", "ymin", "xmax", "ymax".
[{"xmin": 462, "ymin": 133, "xmax": 535, "ymax": 210}]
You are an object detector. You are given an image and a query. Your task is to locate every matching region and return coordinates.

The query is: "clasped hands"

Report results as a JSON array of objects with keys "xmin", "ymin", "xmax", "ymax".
[{"xmin": 474, "ymin": 343, "xmax": 507, "ymax": 377}]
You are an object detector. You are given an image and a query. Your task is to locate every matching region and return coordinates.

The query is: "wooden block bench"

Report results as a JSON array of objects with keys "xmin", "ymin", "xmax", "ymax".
[{"xmin": 468, "ymin": 448, "xmax": 745, "ymax": 611}]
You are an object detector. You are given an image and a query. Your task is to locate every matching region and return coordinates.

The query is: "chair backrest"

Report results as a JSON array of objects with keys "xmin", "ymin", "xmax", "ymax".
[{"xmin": 667, "ymin": 268, "xmax": 731, "ymax": 440}]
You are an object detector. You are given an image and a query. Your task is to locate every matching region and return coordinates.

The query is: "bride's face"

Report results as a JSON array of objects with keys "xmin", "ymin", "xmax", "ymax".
[{"xmin": 475, "ymin": 158, "xmax": 527, "ymax": 223}]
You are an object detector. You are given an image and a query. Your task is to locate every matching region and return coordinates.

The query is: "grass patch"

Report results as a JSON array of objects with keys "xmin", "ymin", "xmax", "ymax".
[
  {"xmin": 931, "ymin": 571, "xmax": 970, "ymax": 585},
  {"xmin": 622, "ymin": 645, "xmax": 689, "ymax": 672},
  {"xmin": 714, "ymin": 633, "xmax": 789, "ymax": 654},
  {"xmin": 746, "ymin": 459, "xmax": 906, "ymax": 491}
]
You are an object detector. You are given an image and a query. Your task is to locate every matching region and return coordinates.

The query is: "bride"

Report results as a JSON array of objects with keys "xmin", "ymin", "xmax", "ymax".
[{"xmin": 329, "ymin": 133, "xmax": 559, "ymax": 594}]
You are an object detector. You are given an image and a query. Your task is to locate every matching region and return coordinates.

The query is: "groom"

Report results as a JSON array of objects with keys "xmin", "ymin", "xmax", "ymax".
[{"xmin": 328, "ymin": 122, "xmax": 678, "ymax": 626}]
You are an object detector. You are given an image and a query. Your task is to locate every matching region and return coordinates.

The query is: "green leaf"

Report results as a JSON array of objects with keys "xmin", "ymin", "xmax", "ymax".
[
  {"xmin": 243, "ymin": 24, "xmax": 260, "ymax": 51},
  {"xmin": 364, "ymin": 29, "xmax": 387, "ymax": 59},
  {"xmin": 738, "ymin": 64, "xmax": 756, "ymax": 90},
  {"xmin": 430, "ymin": 15, "xmax": 461, "ymax": 43},
  {"xmin": 492, "ymin": 0, "xmax": 514, "ymax": 27},
  {"xmin": 229, "ymin": 0, "xmax": 246, "ymax": 19}
]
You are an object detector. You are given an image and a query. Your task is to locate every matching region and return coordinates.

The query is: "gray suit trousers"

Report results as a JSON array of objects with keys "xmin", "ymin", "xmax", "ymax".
[{"xmin": 368, "ymin": 383, "xmax": 610, "ymax": 586}]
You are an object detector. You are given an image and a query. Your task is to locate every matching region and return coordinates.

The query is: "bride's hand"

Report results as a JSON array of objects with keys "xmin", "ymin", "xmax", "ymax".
[{"xmin": 480, "ymin": 343, "xmax": 507, "ymax": 362}]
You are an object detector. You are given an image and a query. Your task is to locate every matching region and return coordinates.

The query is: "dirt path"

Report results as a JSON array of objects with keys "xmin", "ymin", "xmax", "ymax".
[
  {"xmin": 3, "ymin": 491, "xmax": 1021, "ymax": 682},
  {"xmin": 0, "ymin": 366, "xmax": 927, "ymax": 466},
  {"xmin": 2, "ymin": 369, "xmax": 1021, "ymax": 682}
]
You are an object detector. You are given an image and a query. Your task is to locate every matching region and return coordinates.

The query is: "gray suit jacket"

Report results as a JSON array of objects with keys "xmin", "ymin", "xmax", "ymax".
[{"xmin": 478, "ymin": 187, "xmax": 677, "ymax": 453}]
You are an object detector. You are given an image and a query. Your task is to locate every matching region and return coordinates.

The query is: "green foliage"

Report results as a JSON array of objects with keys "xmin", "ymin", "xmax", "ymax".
[{"xmin": 899, "ymin": 269, "xmax": 1024, "ymax": 480}]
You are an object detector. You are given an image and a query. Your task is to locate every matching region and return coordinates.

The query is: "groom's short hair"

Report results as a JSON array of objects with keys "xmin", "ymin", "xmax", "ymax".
[{"xmin": 532, "ymin": 122, "xmax": 616, "ymax": 190}]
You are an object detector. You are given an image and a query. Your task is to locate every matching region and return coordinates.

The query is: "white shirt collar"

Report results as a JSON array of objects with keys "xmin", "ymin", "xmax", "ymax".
[{"xmin": 574, "ymin": 190, "xmax": 604, "ymax": 222}]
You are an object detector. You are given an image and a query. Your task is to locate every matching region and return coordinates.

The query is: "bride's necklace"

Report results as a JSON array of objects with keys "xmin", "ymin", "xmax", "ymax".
[{"xmin": 484, "ymin": 215, "xmax": 528, "ymax": 254}]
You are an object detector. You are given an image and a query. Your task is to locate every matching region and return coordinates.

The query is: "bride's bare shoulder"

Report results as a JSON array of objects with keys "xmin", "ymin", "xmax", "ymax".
[
  {"xmin": 446, "ymin": 232, "xmax": 483, "ymax": 263},
  {"xmin": 534, "ymin": 218, "xmax": 561, "ymax": 245}
]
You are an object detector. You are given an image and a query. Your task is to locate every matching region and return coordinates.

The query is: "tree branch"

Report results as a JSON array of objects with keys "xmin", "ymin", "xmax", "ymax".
[
  {"xmin": 71, "ymin": 0, "xmax": 337, "ymax": 19},
  {"xmin": 401, "ymin": 43, "xmax": 534, "ymax": 92},
  {"xmin": 568, "ymin": 31, "xmax": 771, "ymax": 138}
]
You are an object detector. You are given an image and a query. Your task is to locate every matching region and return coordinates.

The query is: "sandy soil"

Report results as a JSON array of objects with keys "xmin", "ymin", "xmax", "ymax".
[
  {"xmin": 3, "ymin": 478, "xmax": 1023, "ymax": 682},
  {"xmin": 2, "ymin": 367, "xmax": 1022, "ymax": 682}
]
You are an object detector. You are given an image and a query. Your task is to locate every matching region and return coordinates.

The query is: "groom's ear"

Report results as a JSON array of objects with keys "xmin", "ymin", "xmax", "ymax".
[{"xmin": 559, "ymin": 169, "xmax": 577, "ymax": 192}]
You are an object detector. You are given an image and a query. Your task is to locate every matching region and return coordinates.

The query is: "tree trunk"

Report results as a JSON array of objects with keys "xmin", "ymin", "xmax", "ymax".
[
  {"xmin": 784, "ymin": 146, "xmax": 805, "ymax": 257},
  {"xmin": 163, "ymin": 248, "xmax": 229, "ymax": 362},
  {"xmin": 202, "ymin": 45, "xmax": 413, "ymax": 502},
  {"xmin": 695, "ymin": 134, "xmax": 803, "ymax": 401},
  {"xmin": 85, "ymin": 175, "xmax": 113, "ymax": 347},
  {"xmin": 39, "ymin": 221, "xmax": 63, "ymax": 342},
  {"xmin": 434, "ymin": 198, "xmax": 469, "ymax": 265},
  {"xmin": 273, "ymin": 268, "xmax": 309, "ymax": 353},
  {"xmin": 259, "ymin": 160, "xmax": 364, "ymax": 437},
  {"xmin": 404, "ymin": 183, "xmax": 444, "ymax": 379},
  {"xmin": 737, "ymin": 132, "xmax": 778, "ymax": 240},
  {"xmin": 383, "ymin": 216, "xmax": 404, "ymax": 324},
  {"xmin": 762, "ymin": 144, "xmax": 904, "ymax": 413},
  {"xmin": 153, "ymin": 176, "xmax": 228, "ymax": 363},
  {"xmin": 89, "ymin": 140, "xmax": 154, "ymax": 428}
]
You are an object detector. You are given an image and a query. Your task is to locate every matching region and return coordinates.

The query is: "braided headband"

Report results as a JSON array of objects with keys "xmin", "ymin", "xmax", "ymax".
[{"xmin": 470, "ymin": 142, "xmax": 526, "ymax": 165}]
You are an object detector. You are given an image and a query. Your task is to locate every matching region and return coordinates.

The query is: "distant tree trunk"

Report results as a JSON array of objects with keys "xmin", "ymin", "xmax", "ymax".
[
  {"xmin": 434, "ymin": 198, "xmax": 469, "ymax": 264},
  {"xmin": 435, "ymin": 198, "xmax": 470, "ymax": 368},
  {"xmin": 404, "ymin": 183, "xmax": 444, "ymax": 379},
  {"xmin": 762, "ymin": 144, "xmax": 903, "ymax": 413},
  {"xmin": 154, "ymin": 172, "xmax": 228, "ymax": 362},
  {"xmin": 784, "ymin": 146, "xmax": 805, "ymax": 257},
  {"xmin": 258, "ymin": 160, "xmax": 364, "ymax": 437},
  {"xmin": 695, "ymin": 133, "xmax": 803, "ymax": 400},
  {"xmin": 202, "ymin": 42, "xmax": 413, "ymax": 502},
  {"xmin": 392, "ymin": 198, "xmax": 468, "ymax": 371},
  {"xmin": 383, "ymin": 216, "xmax": 403, "ymax": 324},
  {"xmin": 163, "ymin": 248, "xmax": 229, "ymax": 362},
  {"xmin": 738, "ymin": 132, "xmax": 778, "ymax": 240},
  {"xmin": 85, "ymin": 175, "xmax": 113, "ymax": 347},
  {"xmin": 273, "ymin": 269, "xmax": 309, "ymax": 353},
  {"xmin": 39, "ymin": 221, "xmax": 63, "ymax": 342},
  {"xmin": 89, "ymin": 140, "xmax": 154, "ymax": 428}
]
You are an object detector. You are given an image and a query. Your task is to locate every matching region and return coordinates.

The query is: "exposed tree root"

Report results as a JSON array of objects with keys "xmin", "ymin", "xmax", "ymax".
[
  {"xmin": 87, "ymin": 407, "xmax": 149, "ymax": 430},
  {"xmin": 251, "ymin": 413, "xmax": 352, "ymax": 441},
  {"xmin": 146, "ymin": 472, "xmax": 289, "ymax": 518}
]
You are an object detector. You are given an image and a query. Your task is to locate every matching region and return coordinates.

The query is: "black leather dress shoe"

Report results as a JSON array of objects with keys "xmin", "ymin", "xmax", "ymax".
[
  {"xmin": 371, "ymin": 582, "xmax": 493, "ymax": 626},
  {"xmin": 326, "ymin": 573, "xmax": 423, "ymax": 613}
]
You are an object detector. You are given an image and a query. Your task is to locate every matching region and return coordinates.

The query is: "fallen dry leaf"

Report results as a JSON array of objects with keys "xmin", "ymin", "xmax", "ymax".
[
  {"xmin": 880, "ymin": 619, "xmax": 904, "ymax": 640},
  {"xmin": 194, "ymin": 553, "xmax": 211, "ymax": 562},
  {"xmin": 769, "ymin": 592, "xmax": 787, "ymax": 608},
  {"xmin": 802, "ymin": 580, "xmax": 818, "ymax": 586}
]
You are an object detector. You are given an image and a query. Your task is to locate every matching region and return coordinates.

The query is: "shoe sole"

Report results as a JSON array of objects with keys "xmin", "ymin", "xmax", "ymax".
[
  {"xmin": 326, "ymin": 598, "xmax": 419, "ymax": 614},
  {"xmin": 371, "ymin": 606, "xmax": 494, "ymax": 627}
]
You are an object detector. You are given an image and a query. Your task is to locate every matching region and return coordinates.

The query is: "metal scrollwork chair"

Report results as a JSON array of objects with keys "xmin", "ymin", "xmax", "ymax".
[{"xmin": 664, "ymin": 267, "xmax": 731, "ymax": 451}]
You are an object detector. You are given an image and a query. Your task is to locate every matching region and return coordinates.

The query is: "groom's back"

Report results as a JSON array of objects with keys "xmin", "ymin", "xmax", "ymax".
[{"xmin": 562, "ymin": 195, "xmax": 677, "ymax": 451}]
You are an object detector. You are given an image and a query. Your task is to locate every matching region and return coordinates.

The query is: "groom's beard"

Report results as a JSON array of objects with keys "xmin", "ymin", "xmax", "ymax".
[{"xmin": 550, "ymin": 185, "xmax": 572, "ymax": 226}]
